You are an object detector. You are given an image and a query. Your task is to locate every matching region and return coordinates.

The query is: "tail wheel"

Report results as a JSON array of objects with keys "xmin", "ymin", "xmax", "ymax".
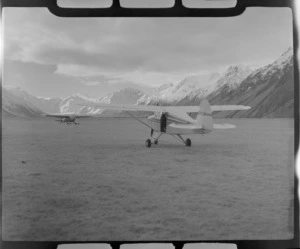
[
  {"xmin": 154, "ymin": 140, "xmax": 158, "ymax": 145},
  {"xmin": 145, "ymin": 139, "xmax": 152, "ymax": 148},
  {"xmin": 185, "ymin": 138, "xmax": 191, "ymax": 147}
]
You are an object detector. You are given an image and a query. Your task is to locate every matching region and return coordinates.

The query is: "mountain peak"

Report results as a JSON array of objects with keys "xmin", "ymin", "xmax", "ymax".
[
  {"xmin": 227, "ymin": 64, "xmax": 252, "ymax": 74},
  {"xmin": 275, "ymin": 46, "xmax": 293, "ymax": 65},
  {"xmin": 281, "ymin": 46, "xmax": 292, "ymax": 57},
  {"xmin": 215, "ymin": 64, "xmax": 253, "ymax": 90},
  {"xmin": 176, "ymin": 72, "xmax": 221, "ymax": 90},
  {"xmin": 99, "ymin": 87, "xmax": 145, "ymax": 105},
  {"xmin": 257, "ymin": 47, "xmax": 293, "ymax": 77},
  {"xmin": 208, "ymin": 72, "xmax": 221, "ymax": 82},
  {"xmin": 117, "ymin": 87, "xmax": 144, "ymax": 95}
]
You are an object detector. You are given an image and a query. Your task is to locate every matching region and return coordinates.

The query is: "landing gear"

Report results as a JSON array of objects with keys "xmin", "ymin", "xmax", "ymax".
[
  {"xmin": 185, "ymin": 138, "xmax": 191, "ymax": 147},
  {"xmin": 175, "ymin": 135, "xmax": 192, "ymax": 147},
  {"xmin": 147, "ymin": 130, "xmax": 192, "ymax": 147},
  {"xmin": 145, "ymin": 139, "xmax": 152, "ymax": 148},
  {"xmin": 150, "ymin": 129, "xmax": 162, "ymax": 146},
  {"xmin": 150, "ymin": 129, "xmax": 154, "ymax": 137}
]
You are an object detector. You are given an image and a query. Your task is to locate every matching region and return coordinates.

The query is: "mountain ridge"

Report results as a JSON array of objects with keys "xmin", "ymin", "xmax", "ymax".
[
  {"xmin": 207, "ymin": 47, "xmax": 294, "ymax": 118},
  {"xmin": 2, "ymin": 47, "xmax": 294, "ymax": 118}
]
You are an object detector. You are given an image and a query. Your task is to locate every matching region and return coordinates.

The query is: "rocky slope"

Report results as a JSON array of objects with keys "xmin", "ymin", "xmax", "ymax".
[
  {"xmin": 138, "ymin": 48, "xmax": 293, "ymax": 118},
  {"xmin": 208, "ymin": 47, "xmax": 294, "ymax": 118},
  {"xmin": 2, "ymin": 86, "xmax": 53, "ymax": 117}
]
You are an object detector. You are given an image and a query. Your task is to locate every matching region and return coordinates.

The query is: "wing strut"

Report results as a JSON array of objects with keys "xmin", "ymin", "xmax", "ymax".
[
  {"xmin": 124, "ymin": 111, "xmax": 152, "ymax": 129},
  {"xmin": 171, "ymin": 134, "xmax": 186, "ymax": 144}
]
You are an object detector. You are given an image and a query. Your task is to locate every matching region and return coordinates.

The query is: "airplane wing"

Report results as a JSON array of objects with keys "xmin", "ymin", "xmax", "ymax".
[
  {"xmin": 83, "ymin": 103, "xmax": 162, "ymax": 112},
  {"xmin": 83, "ymin": 103, "xmax": 250, "ymax": 113},
  {"xmin": 162, "ymin": 105, "xmax": 250, "ymax": 113},
  {"xmin": 213, "ymin": 123, "xmax": 236, "ymax": 129},
  {"xmin": 44, "ymin": 113, "xmax": 97, "ymax": 118},
  {"xmin": 210, "ymin": 105, "xmax": 251, "ymax": 112}
]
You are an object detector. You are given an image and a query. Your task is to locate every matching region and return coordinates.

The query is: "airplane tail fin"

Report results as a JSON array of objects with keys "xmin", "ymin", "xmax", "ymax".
[{"xmin": 197, "ymin": 99, "xmax": 213, "ymax": 131}]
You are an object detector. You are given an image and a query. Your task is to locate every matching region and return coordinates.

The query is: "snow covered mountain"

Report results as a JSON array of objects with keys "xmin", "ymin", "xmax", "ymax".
[
  {"xmin": 2, "ymin": 86, "xmax": 60, "ymax": 117},
  {"xmin": 99, "ymin": 88, "xmax": 144, "ymax": 104},
  {"xmin": 139, "ymin": 65, "xmax": 253, "ymax": 106},
  {"xmin": 138, "ymin": 48, "xmax": 293, "ymax": 118},
  {"xmin": 2, "ymin": 86, "xmax": 144, "ymax": 117},
  {"xmin": 208, "ymin": 47, "xmax": 294, "ymax": 118},
  {"xmin": 138, "ymin": 82, "xmax": 173, "ymax": 105},
  {"xmin": 213, "ymin": 65, "xmax": 253, "ymax": 91},
  {"xmin": 58, "ymin": 94, "xmax": 98, "ymax": 114},
  {"xmin": 138, "ymin": 73, "xmax": 221, "ymax": 105},
  {"xmin": 2, "ymin": 48, "xmax": 294, "ymax": 118},
  {"xmin": 58, "ymin": 88, "xmax": 144, "ymax": 114}
]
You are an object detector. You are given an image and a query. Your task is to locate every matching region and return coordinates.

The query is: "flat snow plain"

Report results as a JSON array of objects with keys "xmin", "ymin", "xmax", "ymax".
[{"xmin": 2, "ymin": 118, "xmax": 294, "ymax": 240}]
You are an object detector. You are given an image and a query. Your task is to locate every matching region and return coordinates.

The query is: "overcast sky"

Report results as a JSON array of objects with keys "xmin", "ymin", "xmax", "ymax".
[{"xmin": 3, "ymin": 7, "xmax": 293, "ymax": 98}]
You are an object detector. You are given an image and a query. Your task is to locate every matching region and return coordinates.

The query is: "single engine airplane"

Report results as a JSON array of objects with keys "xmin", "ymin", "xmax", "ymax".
[
  {"xmin": 80, "ymin": 99, "xmax": 250, "ymax": 147},
  {"xmin": 44, "ymin": 113, "xmax": 95, "ymax": 125}
]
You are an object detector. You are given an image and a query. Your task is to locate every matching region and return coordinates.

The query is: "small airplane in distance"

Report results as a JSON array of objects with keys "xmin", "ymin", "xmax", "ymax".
[
  {"xmin": 44, "ymin": 113, "xmax": 95, "ymax": 125},
  {"xmin": 77, "ymin": 99, "xmax": 250, "ymax": 147}
]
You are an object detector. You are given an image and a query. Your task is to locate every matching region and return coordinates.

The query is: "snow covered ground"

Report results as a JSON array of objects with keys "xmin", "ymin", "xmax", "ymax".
[{"xmin": 2, "ymin": 118, "xmax": 294, "ymax": 240}]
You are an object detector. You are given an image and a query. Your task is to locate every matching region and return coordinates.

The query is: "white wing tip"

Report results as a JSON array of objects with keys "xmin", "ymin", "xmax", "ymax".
[
  {"xmin": 213, "ymin": 123, "xmax": 236, "ymax": 129},
  {"xmin": 243, "ymin": 106, "xmax": 251, "ymax": 110}
]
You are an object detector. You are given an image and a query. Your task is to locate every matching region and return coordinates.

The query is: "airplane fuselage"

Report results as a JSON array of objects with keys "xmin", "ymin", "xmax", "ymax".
[
  {"xmin": 57, "ymin": 116, "xmax": 77, "ymax": 124},
  {"xmin": 145, "ymin": 112, "xmax": 212, "ymax": 135},
  {"xmin": 63, "ymin": 116, "xmax": 76, "ymax": 122}
]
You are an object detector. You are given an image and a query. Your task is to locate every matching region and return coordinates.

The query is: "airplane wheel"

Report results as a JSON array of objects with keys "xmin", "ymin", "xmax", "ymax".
[
  {"xmin": 185, "ymin": 138, "xmax": 191, "ymax": 147},
  {"xmin": 145, "ymin": 139, "xmax": 152, "ymax": 148},
  {"xmin": 154, "ymin": 140, "xmax": 158, "ymax": 145}
]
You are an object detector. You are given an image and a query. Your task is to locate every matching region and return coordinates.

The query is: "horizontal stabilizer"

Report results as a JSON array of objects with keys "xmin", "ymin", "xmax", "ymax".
[{"xmin": 213, "ymin": 123, "xmax": 236, "ymax": 129}]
